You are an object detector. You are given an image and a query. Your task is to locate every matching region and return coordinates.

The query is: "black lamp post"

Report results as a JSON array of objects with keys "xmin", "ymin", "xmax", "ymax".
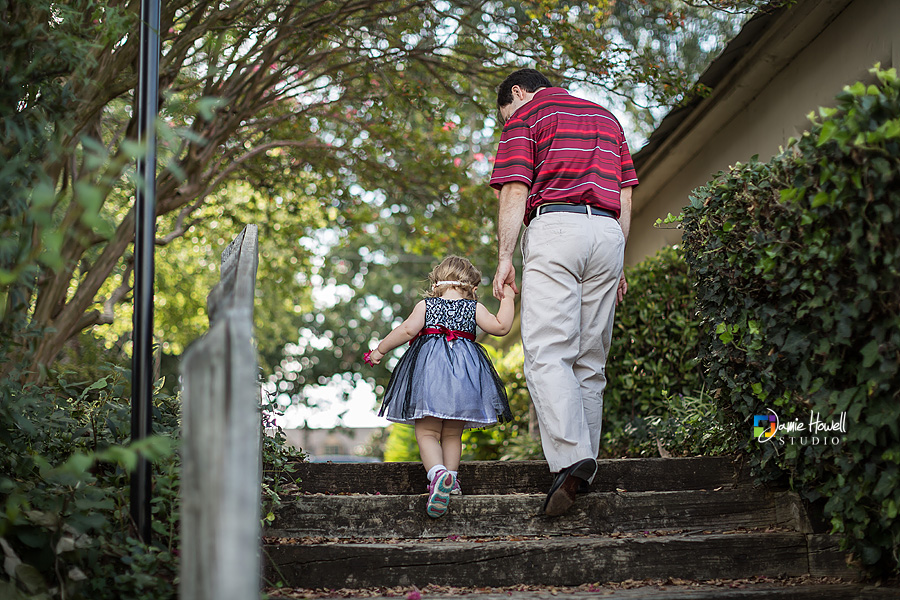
[{"xmin": 131, "ymin": 0, "xmax": 161, "ymax": 545}]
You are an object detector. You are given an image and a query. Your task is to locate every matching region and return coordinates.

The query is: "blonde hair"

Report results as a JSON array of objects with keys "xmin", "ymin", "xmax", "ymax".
[{"xmin": 425, "ymin": 256, "xmax": 481, "ymax": 300}]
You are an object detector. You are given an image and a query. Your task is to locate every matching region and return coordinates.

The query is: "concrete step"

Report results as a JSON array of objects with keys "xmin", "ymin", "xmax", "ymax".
[
  {"xmin": 263, "ymin": 531, "xmax": 821, "ymax": 589},
  {"xmin": 269, "ymin": 488, "xmax": 807, "ymax": 539},
  {"xmin": 283, "ymin": 457, "xmax": 749, "ymax": 495}
]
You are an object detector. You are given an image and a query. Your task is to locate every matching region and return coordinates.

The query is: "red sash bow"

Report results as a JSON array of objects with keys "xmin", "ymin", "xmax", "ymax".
[{"xmin": 412, "ymin": 326, "xmax": 475, "ymax": 344}]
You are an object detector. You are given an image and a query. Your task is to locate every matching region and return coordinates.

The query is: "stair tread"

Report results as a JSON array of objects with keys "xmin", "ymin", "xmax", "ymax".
[
  {"xmin": 268, "ymin": 488, "xmax": 799, "ymax": 538},
  {"xmin": 264, "ymin": 582, "xmax": 894, "ymax": 600},
  {"xmin": 280, "ymin": 457, "xmax": 750, "ymax": 495},
  {"xmin": 266, "ymin": 529, "xmax": 804, "ymax": 545},
  {"xmin": 263, "ymin": 531, "xmax": 816, "ymax": 588}
]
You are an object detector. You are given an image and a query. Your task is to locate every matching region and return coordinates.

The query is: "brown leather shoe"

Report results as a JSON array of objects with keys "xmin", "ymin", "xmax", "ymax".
[{"xmin": 541, "ymin": 458, "xmax": 597, "ymax": 516}]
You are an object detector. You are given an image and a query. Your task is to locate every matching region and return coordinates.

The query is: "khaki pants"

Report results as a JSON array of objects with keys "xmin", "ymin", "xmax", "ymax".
[{"xmin": 521, "ymin": 210, "xmax": 625, "ymax": 475}]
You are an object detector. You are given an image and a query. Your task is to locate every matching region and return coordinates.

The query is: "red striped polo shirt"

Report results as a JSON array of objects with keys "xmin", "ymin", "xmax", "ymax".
[{"xmin": 489, "ymin": 87, "xmax": 639, "ymax": 225}]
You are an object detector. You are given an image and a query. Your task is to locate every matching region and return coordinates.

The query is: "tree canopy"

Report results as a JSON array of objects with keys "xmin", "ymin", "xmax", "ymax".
[{"xmin": 2, "ymin": 0, "xmax": 769, "ymax": 385}]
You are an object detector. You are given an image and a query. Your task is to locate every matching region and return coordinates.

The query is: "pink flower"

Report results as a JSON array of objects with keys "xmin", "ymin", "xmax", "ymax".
[
  {"xmin": 406, "ymin": 590, "xmax": 421, "ymax": 600},
  {"xmin": 453, "ymin": 158, "xmax": 462, "ymax": 167},
  {"xmin": 441, "ymin": 122, "xmax": 456, "ymax": 131},
  {"xmin": 474, "ymin": 152, "xmax": 485, "ymax": 161}
]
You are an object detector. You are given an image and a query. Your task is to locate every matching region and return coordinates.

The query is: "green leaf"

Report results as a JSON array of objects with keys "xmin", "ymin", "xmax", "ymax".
[
  {"xmin": 61, "ymin": 453, "xmax": 95, "ymax": 475},
  {"xmin": 810, "ymin": 191, "xmax": 831, "ymax": 207},
  {"xmin": 846, "ymin": 81, "xmax": 866, "ymax": 96},
  {"xmin": 886, "ymin": 499, "xmax": 898, "ymax": 520},
  {"xmin": 98, "ymin": 445, "xmax": 138, "ymax": 471},
  {"xmin": 29, "ymin": 182, "xmax": 56, "ymax": 209},
  {"xmin": 860, "ymin": 340, "xmax": 880, "ymax": 368},
  {"xmin": 15, "ymin": 564, "xmax": 48, "ymax": 594},
  {"xmin": 120, "ymin": 139, "xmax": 145, "ymax": 159},
  {"xmin": 16, "ymin": 529, "xmax": 49, "ymax": 548},
  {"xmin": 197, "ymin": 96, "xmax": 225, "ymax": 121},
  {"xmin": 817, "ymin": 121, "xmax": 837, "ymax": 146},
  {"xmin": 0, "ymin": 270, "xmax": 17, "ymax": 285}
]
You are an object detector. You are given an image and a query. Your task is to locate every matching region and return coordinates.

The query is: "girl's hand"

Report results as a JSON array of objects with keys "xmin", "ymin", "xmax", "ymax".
[
  {"xmin": 364, "ymin": 348, "xmax": 384, "ymax": 366},
  {"xmin": 502, "ymin": 283, "xmax": 518, "ymax": 298}
]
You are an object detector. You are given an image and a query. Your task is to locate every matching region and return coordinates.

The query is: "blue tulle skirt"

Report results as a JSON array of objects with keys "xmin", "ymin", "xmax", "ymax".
[{"xmin": 379, "ymin": 334, "xmax": 512, "ymax": 429}]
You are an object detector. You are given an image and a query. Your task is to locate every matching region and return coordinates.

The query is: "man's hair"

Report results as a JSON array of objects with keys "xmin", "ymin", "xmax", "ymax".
[{"xmin": 496, "ymin": 68, "xmax": 553, "ymax": 109}]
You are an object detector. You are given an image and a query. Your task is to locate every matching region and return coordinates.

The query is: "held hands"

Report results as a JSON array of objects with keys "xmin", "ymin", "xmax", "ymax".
[{"xmin": 493, "ymin": 259, "xmax": 519, "ymax": 300}]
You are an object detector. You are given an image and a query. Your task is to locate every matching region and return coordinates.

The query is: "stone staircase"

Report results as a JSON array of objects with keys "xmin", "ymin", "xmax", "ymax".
[{"xmin": 263, "ymin": 457, "xmax": 865, "ymax": 593}]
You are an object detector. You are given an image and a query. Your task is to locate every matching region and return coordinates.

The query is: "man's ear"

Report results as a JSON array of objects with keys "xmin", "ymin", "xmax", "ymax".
[{"xmin": 510, "ymin": 85, "xmax": 527, "ymax": 101}]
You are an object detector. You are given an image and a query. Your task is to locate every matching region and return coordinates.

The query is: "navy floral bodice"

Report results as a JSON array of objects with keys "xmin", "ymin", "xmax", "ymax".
[{"xmin": 424, "ymin": 297, "xmax": 477, "ymax": 335}]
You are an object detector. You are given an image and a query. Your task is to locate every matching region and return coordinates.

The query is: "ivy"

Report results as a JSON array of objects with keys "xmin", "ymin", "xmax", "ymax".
[
  {"xmin": 682, "ymin": 65, "xmax": 900, "ymax": 575},
  {"xmin": 0, "ymin": 360, "xmax": 180, "ymax": 599}
]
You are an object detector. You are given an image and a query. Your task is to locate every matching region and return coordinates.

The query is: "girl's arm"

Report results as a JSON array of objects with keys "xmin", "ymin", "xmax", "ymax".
[
  {"xmin": 475, "ymin": 284, "xmax": 516, "ymax": 336},
  {"xmin": 367, "ymin": 300, "xmax": 426, "ymax": 365}
]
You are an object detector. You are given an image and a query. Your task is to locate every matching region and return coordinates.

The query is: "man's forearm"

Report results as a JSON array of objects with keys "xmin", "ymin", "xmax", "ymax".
[
  {"xmin": 619, "ymin": 185, "xmax": 633, "ymax": 244},
  {"xmin": 497, "ymin": 182, "xmax": 529, "ymax": 261}
]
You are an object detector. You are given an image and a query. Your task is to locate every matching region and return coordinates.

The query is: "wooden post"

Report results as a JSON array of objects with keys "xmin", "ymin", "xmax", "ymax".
[{"xmin": 180, "ymin": 225, "xmax": 261, "ymax": 600}]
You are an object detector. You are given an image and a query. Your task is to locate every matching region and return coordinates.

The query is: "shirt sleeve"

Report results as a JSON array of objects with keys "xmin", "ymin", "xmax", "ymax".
[
  {"xmin": 489, "ymin": 118, "xmax": 536, "ymax": 191},
  {"xmin": 620, "ymin": 136, "xmax": 639, "ymax": 188}
]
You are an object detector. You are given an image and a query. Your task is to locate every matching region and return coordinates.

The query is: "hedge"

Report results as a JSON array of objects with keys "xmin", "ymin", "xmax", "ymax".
[
  {"xmin": 682, "ymin": 65, "xmax": 900, "ymax": 574},
  {"xmin": 601, "ymin": 245, "xmax": 716, "ymax": 457}
]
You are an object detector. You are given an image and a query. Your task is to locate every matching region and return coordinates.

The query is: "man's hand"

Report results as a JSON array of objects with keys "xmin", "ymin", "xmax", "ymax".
[
  {"xmin": 494, "ymin": 182, "xmax": 527, "ymax": 300},
  {"xmin": 493, "ymin": 259, "xmax": 519, "ymax": 300},
  {"xmin": 616, "ymin": 272, "xmax": 627, "ymax": 305}
]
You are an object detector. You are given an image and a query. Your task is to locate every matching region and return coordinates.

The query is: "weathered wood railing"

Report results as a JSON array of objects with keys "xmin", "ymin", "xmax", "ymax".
[{"xmin": 180, "ymin": 224, "xmax": 261, "ymax": 600}]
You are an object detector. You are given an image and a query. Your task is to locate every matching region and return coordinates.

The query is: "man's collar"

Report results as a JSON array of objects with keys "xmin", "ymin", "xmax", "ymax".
[{"xmin": 534, "ymin": 87, "xmax": 569, "ymax": 99}]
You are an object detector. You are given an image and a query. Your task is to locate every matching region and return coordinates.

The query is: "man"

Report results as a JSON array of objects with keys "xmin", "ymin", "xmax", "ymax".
[{"xmin": 489, "ymin": 68, "xmax": 638, "ymax": 516}]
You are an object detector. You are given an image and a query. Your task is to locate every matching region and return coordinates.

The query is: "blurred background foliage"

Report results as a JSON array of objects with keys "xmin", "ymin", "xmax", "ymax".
[{"xmin": 1, "ymin": 0, "xmax": 759, "ymax": 392}]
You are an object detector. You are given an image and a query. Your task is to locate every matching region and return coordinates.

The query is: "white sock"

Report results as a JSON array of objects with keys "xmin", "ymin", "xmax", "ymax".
[
  {"xmin": 427, "ymin": 464, "xmax": 447, "ymax": 482},
  {"xmin": 450, "ymin": 470, "xmax": 458, "ymax": 481}
]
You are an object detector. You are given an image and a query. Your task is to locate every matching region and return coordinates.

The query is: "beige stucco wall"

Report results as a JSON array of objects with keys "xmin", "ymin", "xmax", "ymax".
[{"xmin": 627, "ymin": 0, "xmax": 900, "ymax": 266}]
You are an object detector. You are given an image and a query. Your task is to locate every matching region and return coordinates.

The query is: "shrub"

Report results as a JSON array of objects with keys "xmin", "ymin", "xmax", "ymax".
[
  {"xmin": 601, "ymin": 245, "xmax": 712, "ymax": 457},
  {"xmin": 1, "ymin": 355, "xmax": 301, "ymax": 598},
  {"xmin": 0, "ymin": 360, "xmax": 179, "ymax": 599},
  {"xmin": 461, "ymin": 344, "xmax": 535, "ymax": 460},
  {"xmin": 681, "ymin": 65, "xmax": 900, "ymax": 575},
  {"xmin": 382, "ymin": 423, "xmax": 418, "ymax": 462},
  {"xmin": 632, "ymin": 388, "xmax": 740, "ymax": 458}
]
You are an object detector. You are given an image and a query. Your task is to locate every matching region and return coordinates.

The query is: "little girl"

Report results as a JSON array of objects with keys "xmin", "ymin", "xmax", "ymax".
[{"xmin": 365, "ymin": 256, "xmax": 516, "ymax": 518}]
